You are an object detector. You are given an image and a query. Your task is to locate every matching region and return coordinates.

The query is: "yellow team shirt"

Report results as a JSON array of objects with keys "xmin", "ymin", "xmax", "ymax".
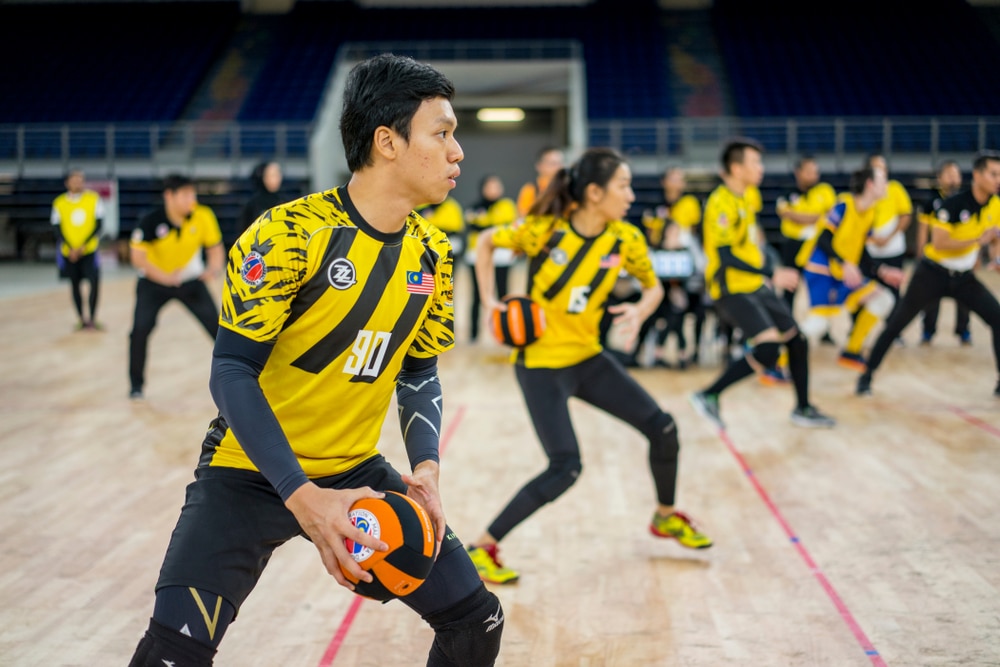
[
  {"xmin": 924, "ymin": 190, "xmax": 1000, "ymax": 272},
  {"xmin": 702, "ymin": 185, "xmax": 766, "ymax": 300},
  {"xmin": 491, "ymin": 216, "xmax": 657, "ymax": 369},
  {"xmin": 52, "ymin": 190, "xmax": 103, "ymax": 256},
  {"xmin": 642, "ymin": 194, "xmax": 701, "ymax": 247},
  {"xmin": 417, "ymin": 197, "xmax": 464, "ymax": 234},
  {"xmin": 778, "ymin": 182, "xmax": 836, "ymax": 241},
  {"xmin": 516, "ymin": 176, "xmax": 553, "ymax": 217},
  {"xmin": 796, "ymin": 193, "xmax": 876, "ymax": 279},
  {"xmin": 868, "ymin": 180, "xmax": 912, "ymax": 257},
  {"xmin": 130, "ymin": 204, "xmax": 222, "ymax": 277},
  {"xmin": 466, "ymin": 197, "xmax": 518, "ymax": 255},
  {"xmin": 206, "ymin": 187, "xmax": 456, "ymax": 478}
]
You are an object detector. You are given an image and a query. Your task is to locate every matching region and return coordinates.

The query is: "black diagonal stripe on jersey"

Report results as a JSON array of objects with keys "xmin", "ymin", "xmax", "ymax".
[
  {"xmin": 198, "ymin": 414, "xmax": 229, "ymax": 469},
  {"xmin": 542, "ymin": 236, "xmax": 595, "ymax": 301},
  {"xmin": 283, "ymin": 227, "xmax": 359, "ymax": 332},
  {"xmin": 585, "ymin": 238, "xmax": 622, "ymax": 297},
  {"xmin": 527, "ymin": 229, "xmax": 564, "ymax": 293},
  {"xmin": 290, "ymin": 241, "xmax": 403, "ymax": 374},
  {"xmin": 349, "ymin": 293, "xmax": 428, "ymax": 384}
]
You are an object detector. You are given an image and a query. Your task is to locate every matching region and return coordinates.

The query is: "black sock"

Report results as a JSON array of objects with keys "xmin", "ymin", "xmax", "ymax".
[{"xmin": 786, "ymin": 334, "xmax": 810, "ymax": 410}]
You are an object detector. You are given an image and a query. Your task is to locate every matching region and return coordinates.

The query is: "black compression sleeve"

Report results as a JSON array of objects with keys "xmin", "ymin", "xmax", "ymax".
[
  {"xmin": 718, "ymin": 246, "xmax": 773, "ymax": 277},
  {"xmin": 396, "ymin": 355, "xmax": 442, "ymax": 469},
  {"xmin": 209, "ymin": 327, "xmax": 309, "ymax": 501},
  {"xmin": 858, "ymin": 248, "xmax": 880, "ymax": 279},
  {"xmin": 815, "ymin": 228, "xmax": 845, "ymax": 264}
]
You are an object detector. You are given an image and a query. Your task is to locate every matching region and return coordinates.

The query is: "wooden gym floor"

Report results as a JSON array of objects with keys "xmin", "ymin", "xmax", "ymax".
[{"xmin": 0, "ymin": 255, "xmax": 998, "ymax": 666}]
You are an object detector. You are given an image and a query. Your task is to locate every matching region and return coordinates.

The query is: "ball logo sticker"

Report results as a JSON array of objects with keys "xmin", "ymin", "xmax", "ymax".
[
  {"xmin": 345, "ymin": 508, "xmax": 380, "ymax": 563},
  {"xmin": 329, "ymin": 258, "xmax": 357, "ymax": 290},
  {"xmin": 241, "ymin": 251, "xmax": 267, "ymax": 287}
]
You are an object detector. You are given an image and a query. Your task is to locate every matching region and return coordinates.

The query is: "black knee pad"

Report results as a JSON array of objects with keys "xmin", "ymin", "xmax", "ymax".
[
  {"xmin": 424, "ymin": 586, "xmax": 504, "ymax": 667},
  {"xmin": 748, "ymin": 341, "xmax": 781, "ymax": 368},
  {"xmin": 535, "ymin": 457, "xmax": 582, "ymax": 504},
  {"xmin": 645, "ymin": 412, "xmax": 679, "ymax": 464},
  {"xmin": 128, "ymin": 618, "xmax": 216, "ymax": 667}
]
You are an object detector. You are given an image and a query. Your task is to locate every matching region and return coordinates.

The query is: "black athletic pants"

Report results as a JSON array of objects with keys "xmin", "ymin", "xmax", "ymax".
[
  {"xmin": 866, "ymin": 259, "xmax": 1000, "ymax": 375},
  {"xmin": 129, "ymin": 277, "xmax": 219, "ymax": 391}
]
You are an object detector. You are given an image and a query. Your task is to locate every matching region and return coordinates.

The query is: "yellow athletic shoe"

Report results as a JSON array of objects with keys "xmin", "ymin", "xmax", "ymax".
[
  {"xmin": 649, "ymin": 511, "xmax": 713, "ymax": 549},
  {"xmin": 467, "ymin": 544, "xmax": 519, "ymax": 584}
]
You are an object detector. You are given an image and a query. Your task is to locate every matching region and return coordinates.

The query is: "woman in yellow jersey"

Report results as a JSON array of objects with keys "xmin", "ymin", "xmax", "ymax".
[
  {"xmin": 516, "ymin": 145, "xmax": 565, "ymax": 217},
  {"xmin": 465, "ymin": 148, "xmax": 713, "ymax": 585},
  {"xmin": 463, "ymin": 174, "xmax": 518, "ymax": 341}
]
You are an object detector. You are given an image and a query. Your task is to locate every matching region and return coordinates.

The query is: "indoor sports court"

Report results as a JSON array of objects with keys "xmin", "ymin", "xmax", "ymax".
[
  {"xmin": 2, "ymin": 0, "xmax": 1000, "ymax": 665},
  {"xmin": 0, "ymin": 254, "xmax": 997, "ymax": 666}
]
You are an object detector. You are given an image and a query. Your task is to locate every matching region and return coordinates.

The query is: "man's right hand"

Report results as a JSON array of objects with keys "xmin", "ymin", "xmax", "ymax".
[{"xmin": 285, "ymin": 483, "xmax": 389, "ymax": 591}]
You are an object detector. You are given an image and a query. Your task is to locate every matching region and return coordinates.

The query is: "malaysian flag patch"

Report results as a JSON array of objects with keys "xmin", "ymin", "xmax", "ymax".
[
  {"xmin": 599, "ymin": 254, "xmax": 620, "ymax": 269},
  {"xmin": 406, "ymin": 271, "xmax": 434, "ymax": 295}
]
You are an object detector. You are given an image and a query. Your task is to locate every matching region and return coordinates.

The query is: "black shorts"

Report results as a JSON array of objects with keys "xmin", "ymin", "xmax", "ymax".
[
  {"xmin": 61, "ymin": 251, "xmax": 99, "ymax": 282},
  {"xmin": 781, "ymin": 237, "xmax": 804, "ymax": 270},
  {"xmin": 156, "ymin": 455, "xmax": 477, "ymax": 617},
  {"xmin": 714, "ymin": 287, "xmax": 797, "ymax": 339}
]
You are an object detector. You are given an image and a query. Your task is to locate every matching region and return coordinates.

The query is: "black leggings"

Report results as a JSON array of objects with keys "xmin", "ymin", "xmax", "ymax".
[
  {"xmin": 487, "ymin": 352, "xmax": 680, "ymax": 542},
  {"xmin": 64, "ymin": 251, "xmax": 100, "ymax": 322},
  {"xmin": 867, "ymin": 259, "xmax": 1000, "ymax": 375}
]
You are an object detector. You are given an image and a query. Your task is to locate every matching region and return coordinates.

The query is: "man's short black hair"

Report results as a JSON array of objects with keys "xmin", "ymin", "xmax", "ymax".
[
  {"xmin": 720, "ymin": 137, "xmax": 764, "ymax": 174},
  {"xmin": 972, "ymin": 150, "xmax": 1000, "ymax": 172},
  {"xmin": 162, "ymin": 173, "xmax": 193, "ymax": 192},
  {"xmin": 794, "ymin": 154, "xmax": 816, "ymax": 171},
  {"xmin": 849, "ymin": 166, "xmax": 875, "ymax": 195},
  {"xmin": 340, "ymin": 53, "xmax": 455, "ymax": 173}
]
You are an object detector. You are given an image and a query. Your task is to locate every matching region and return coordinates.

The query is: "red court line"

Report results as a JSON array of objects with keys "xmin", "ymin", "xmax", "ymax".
[
  {"xmin": 716, "ymin": 428, "xmax": 888, "ymax": 667},
  {"xmin": 947, "ymin": 405, "xmax": 1000, "ymax": 439},
  {"xmin": 317, "ymin": 404, "xmax": 467, "ymax": 667}
]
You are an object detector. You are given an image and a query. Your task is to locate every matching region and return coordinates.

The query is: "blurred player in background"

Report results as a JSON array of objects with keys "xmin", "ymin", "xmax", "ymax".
[
  {"xmin": 775, "ymin": 156, "xmax": 836, "ymax": 320},
  {"xmin": 463, "ymin": 174, "xmax": 518, "ymax": 342},
  {"xmin": 51, "ymin": 168, "xmax": 104, "ymax": 331},
  {"xmin": 794, "ymin": 166, "xmax": 903, "ymax": 371},
  {"xmin": 690, "ymin": 138, "xmax": 835, "ymax": 431},
  {"xmin": 916, "ymin": 159, "xmax": 971, "ymax": 345},
  {"xmin": 127, "ymin": 174, "xmax": 224, "ymax": 399},
  {"xmin": 516, "ymin": 145, "xmax": 565, "ymax": 217},
  {"xmin": 858, "ymin": 151, "xmax": 1000, "ymax": 397}
]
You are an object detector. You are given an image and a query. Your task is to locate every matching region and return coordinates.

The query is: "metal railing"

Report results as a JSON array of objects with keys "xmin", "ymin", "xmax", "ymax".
[{"xmin": 2, "ymin": 115, "xmax": 998, "ymax": 175}]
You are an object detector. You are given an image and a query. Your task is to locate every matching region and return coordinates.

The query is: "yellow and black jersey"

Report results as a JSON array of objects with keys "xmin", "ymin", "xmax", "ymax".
[
  {"xmin": 416, "ymin": 197, "xmax": 464, "ymax": 234},
  {"xmin": 130, "ymin": 204, "xmax": 222, "ymax": 278},
  {"xmin": 641, "ymin": 194, "xmax": 701, "ymax": 247},
  {"xmin": 924, "ymin": 190, "xmax": 1000, "ymax": 272},
  {"xmin": 917, "ymin": 188, "xmax": 951, "ymax": 227},
  {"xmin": 51, "ymin": 189, "xmax": 103, "ymax": 256},
  {"xmin": 796, "ymin": 193, "xmax": 875, "ymax": 279},
  {"xmin": 466, "ymin": 197, "xmax": 518, "ymax": 257},
  {"xmin": 492, "ymin": 215, "xmax": 656, "ymax": 369},
  {"xmin": 702, "ymin": 185, "xmax": 766, "ymax": 300},
  {"xmin": 778, "ymin": 182, "xmax": 836, "ymax": 241},
  {"xmin": 206, "ymin": 186, "xmax": 455, "ymax": 478}
]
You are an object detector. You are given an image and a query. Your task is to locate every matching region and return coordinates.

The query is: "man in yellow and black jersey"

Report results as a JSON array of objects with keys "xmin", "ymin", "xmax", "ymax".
[
  {"xmin": 858, "ymin": 151, "xmax": 1000, "ymax": 397},
  {"xmin": 794, "ymin": 166, "xmax": 903, "ymax": 371},
  {"xmin": 467, "ymin": 147, "xmax": 712, "ymax": 586},
  {"xmin": 639, "ymin": 166, "xmax": 706, "ymax": 367},
  {"xmin": 51, "ymin": 168, "xmax": 104, "ymax": 330},
  {"xmin": 775, "ymin": 155, "xmax": 837, "ymax": 311},
  {"xmin": 690, "ymin": 138, "xmax": 835, "ymax": 430},
  {"xmin": 127, "ymin": 174, "xmax": 224, "ymax": 399},
  {"xmin": 915, "ymin": 160, "xmax": 970, "ymax": 345},
  {"xmin": 128, "ymin": 54, "xmax": 505, "ymax": 667}
]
